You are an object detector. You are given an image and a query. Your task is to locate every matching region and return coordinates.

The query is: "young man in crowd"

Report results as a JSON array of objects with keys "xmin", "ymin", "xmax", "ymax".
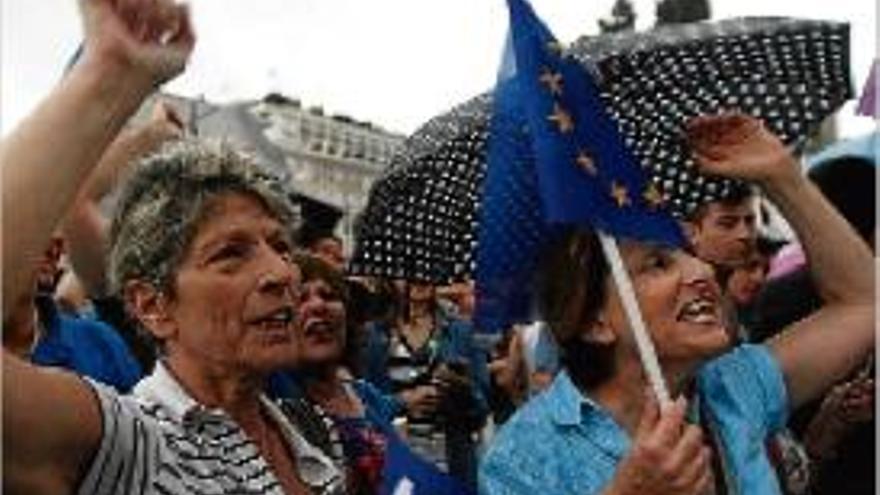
[{"xmin": 683, "ymin": 183, "xmax": 758, "ymax": 278}]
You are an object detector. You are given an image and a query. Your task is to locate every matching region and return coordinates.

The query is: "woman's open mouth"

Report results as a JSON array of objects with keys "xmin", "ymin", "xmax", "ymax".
[
  {"xmin": 303, "ymin": 319, "xmax": 336, "ymax": 341},
  {"xmin": 677, "ymin": 297, "xmax": 720, "ymax": 325},
  {"xmin": 250, "ymin": 307, "xmax": 295, "ymax": 340}
]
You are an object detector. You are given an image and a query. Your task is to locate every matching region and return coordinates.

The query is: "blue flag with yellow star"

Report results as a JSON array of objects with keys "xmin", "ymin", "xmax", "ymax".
[
  {"xmin": 505, "ymin": 0, "xmax": 684, "ymax": 243},
  {"xmin": 474, "ymin": 0, "xmax": 684, "ymax": 332}
]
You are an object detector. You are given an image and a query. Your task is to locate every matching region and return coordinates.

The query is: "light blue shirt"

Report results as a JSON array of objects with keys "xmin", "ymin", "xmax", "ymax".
[{"xmin": 479, "ymin": 344, "xmax": 788, "ymax": 495}]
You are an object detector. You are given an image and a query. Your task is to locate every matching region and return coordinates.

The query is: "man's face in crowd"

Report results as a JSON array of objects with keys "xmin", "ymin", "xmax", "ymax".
[
  {"xmin": 686, "ymin": 197, "xmax": 758, "ymax": 269},
  {"xmin": 311, "ymin": 237, "xmax": 346, "ymax": 272}
]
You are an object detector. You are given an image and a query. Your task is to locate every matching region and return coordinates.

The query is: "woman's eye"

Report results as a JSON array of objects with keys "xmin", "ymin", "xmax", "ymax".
[
  {"xmin": 717, "ymin": 218, "xmax": 738, "ymax": 230},
  {"xmin": 643, "ymin": 251, "xmax": 672, "ymax": 271},
  {"xmin": 211, "ymin": 244, "xmax": 248, "ymax": 263}
]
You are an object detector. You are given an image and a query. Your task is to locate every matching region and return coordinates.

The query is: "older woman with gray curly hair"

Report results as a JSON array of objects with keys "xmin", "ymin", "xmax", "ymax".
[
  {"xmin": 2, "ymin": 3, "xmax": 343, "ymax": 495},
  {"xmin": 9, "ymin": 138, "xmax": 346, "ymax": 495},
  {"xmin": 10, "ymin": 138, "xmax": 346, "ymax": 495},
  {"xmin": 102, "ymin": 138, "xmax": 343, "ymax": 494}
]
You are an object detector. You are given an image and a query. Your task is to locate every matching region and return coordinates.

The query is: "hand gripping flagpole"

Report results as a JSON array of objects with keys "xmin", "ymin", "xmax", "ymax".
[{"xmin": 597, "ymin": 231, "xmax": 672, "ymax": 407}]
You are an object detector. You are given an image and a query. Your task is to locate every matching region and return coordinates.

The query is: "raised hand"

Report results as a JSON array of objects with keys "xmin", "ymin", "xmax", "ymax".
[
  {"xmin": 606, "ymin": 395, "xmax": 714, "ymax": 495},
  {"xmin": 77, "ymin": 0, "xmax": 195, "ymax": 88},
  {"xmin": 835, "ymin": 377, "xmax": 874, "ymax": 424},
  {"xmin": 804, "ymin": 365, "xmax": 875, "ymax": 461},
  {"xmin": 686, "ymin": 113, "xmax": 799, "ymax": 187},
  {"xmin": 145, "ymin": 98, "xmax": 186, "ymax": 142}
]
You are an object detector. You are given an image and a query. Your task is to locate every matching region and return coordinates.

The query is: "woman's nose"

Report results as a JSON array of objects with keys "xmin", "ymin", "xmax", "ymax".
[
  {"xmin": 298, "ymin": 295, "xmax": 330, "ymax": 325},
  {"xmin": 682, "ymin": 252, "xmax": 716, "ymax": 287},
  {"xmin": 257, "ymin": 246, "xmax": 295, "ymax": 294}
]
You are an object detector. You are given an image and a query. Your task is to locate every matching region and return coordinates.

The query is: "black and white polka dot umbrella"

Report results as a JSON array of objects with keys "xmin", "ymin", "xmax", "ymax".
[{"xmin": 349, "ymin": 17, "xmax": 852, "ymax": 284}]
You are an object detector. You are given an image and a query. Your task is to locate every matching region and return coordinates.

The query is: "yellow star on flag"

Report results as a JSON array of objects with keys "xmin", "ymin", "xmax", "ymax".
[
  {"xmin": 547, "ymin": 103, "xmax": 574, "ymax": 133},
  {"xmin": 643, "ymin": 183, "xmax": 666, "ymax": 209},
  {"xmin": 576, "ymin": 150, "xmax": 597, "ymax": 175},
  {"xmin": 539, "ymin": 68, "xmax": 564, "ymax": 95},
  {"xmin": 610, "ymin": 181, "xmax": 631, "ymax": 208}
]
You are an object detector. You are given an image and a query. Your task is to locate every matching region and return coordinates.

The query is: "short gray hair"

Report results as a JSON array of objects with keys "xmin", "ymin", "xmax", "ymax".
[{"xmin": 107, "ymin": 138, "xmax": 299, "ymax": 296}]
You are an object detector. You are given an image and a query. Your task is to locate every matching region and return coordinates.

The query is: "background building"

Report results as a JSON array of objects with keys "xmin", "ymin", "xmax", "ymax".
[
  {"xmin": 140, "ymin": 93, "xmax": 405, "ymax": 251},
  {"xmin": 251, "ymin": 93, "xmax": 405, "ymax": 247}
]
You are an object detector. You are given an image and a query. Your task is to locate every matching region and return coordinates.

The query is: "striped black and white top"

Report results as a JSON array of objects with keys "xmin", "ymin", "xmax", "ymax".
[{"xmin": 77, "ymin": 362, "xmax": 344, "ymax": 495}]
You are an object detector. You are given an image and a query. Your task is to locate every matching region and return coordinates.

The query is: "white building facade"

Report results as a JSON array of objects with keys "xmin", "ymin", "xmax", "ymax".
[{"xmin": 249, "ymin": 94, "xmax": 405, "ymax": 248}]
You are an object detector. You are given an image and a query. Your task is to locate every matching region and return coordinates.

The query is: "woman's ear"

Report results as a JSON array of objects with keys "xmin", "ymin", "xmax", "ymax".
[
  {"xmin": 582, "ymin": 316, "xmax": 617, "ymax": 345},
  {"xmin": 124, "ymin": 280, "xmax": 176, "ymax": 341}
]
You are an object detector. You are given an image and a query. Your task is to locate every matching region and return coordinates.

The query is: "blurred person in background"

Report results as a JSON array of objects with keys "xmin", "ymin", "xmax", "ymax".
[
  {"xmin": 726, "ymin": 236, "xmax": 786, "ymax": 331},
  {"xmin": 361, "ymin": 280, "xmax": 489, "ymax": 489}
]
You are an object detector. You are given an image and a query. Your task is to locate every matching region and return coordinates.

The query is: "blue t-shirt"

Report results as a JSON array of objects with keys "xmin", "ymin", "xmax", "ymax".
[
  {"xmin": 480, "ymin": 344, "xmax": 789, "ymax": 495},
  {"xmin": 31, "ymin": 298, "xmax": 142, "ymax": 392}
]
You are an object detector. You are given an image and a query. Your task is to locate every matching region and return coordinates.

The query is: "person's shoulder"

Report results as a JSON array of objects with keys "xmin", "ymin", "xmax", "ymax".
[
  {"xmin": 481, "ymin": 389, "xmax": 599, "ymax": 495},
  {"xmin": 58, "ymin": 313, "xmax": 142, "ymax": 375},
  {"xmin": 87, "ymin": 377, "xmax": 164, "ymax": 428},
  {"xmin": 698, "ymin": 343, "xmax": 788, "ymax": 430},
  {"xmin": 701, "ymin": 343, "xmax": 776, "ymax": 374},
  {"xmin": 58, "ymin": 312, "xmax": 125, "ymax": 342}
]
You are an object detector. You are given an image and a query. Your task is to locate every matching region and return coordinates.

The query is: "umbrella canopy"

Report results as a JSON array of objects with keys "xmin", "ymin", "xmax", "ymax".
[
  {"xmin": 351, "ymin": 95, "xmax": 492, "ymax": 283},
  {"xmin": 350, "ymin": 17, "xmax": 852, "ymax": 284}
]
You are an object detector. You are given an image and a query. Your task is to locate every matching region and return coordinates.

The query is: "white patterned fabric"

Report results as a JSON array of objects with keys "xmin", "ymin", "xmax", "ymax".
[{"xmin": 77, "ymin": 362, "xmax": 343, "ymax": 495}]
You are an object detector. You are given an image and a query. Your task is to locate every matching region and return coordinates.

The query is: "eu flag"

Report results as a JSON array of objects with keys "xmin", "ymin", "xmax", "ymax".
[
  {"xmin": 474, "ymin": 0, "xmax": 684, "ymax": 332},
  {"xmin": 506, "ymin": 0, "xmax": 684, "ymax": 245}
]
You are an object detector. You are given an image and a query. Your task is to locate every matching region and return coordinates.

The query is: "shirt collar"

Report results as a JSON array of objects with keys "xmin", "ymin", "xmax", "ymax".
[
  {"xmin": 133, "ymin": 361, "xmax": 342, "ymax": 491},
  {"xmin": 546, "ymin": 370, "xmax": 599, "ymax": 426},
  {"xmin": 133, "ymin": 360, "xmax": 204, "ymax": 423},
  {"xmin": 261, "ymin": 397, "xmax": 343, "ymax": 491},
  {"xmin": 546, "ymin": 370, "xmax": 630, "ymax": 459}
]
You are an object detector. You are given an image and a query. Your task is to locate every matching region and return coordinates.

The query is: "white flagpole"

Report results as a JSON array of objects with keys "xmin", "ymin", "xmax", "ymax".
[{"xmin": 597, "ymin": 230, "xmax": 672, "ymax": 407}]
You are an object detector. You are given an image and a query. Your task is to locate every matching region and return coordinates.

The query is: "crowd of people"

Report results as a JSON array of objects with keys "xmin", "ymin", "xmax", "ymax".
[{"xmin": 2, "ymin": 1, "xmax": 875, "ymax": 495}]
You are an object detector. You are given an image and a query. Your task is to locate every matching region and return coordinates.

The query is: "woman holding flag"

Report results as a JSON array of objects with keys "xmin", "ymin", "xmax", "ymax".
[
  {"xmin": 479, "ymin": 114, "xmax": 875, "ymax": 495},
  {"xmin": 473, "ymin": 1, "xmax": 874, "ymax": 493}
]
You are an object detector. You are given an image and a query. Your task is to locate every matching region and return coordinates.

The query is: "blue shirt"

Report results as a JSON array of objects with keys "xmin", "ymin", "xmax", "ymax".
[
  {"xmin": 31, "ymin": 297, "xmax": 142, "ymax": 392},
  {"xmin": 480, "ymin": 344, "xmax": 789, "ymax": 495}
]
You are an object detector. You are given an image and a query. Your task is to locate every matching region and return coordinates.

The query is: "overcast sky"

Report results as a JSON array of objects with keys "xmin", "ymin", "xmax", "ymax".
[{"xmin": 1, "ymin": 0, "xmax": 876, "ymax": 137}]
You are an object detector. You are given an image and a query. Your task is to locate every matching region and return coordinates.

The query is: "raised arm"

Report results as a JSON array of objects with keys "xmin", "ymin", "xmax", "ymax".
[
  {"xmin": 1, "ymin": 0, "xmax": 193, "ymax": 316},
  {"xmin": 688, "ymin": 114, "xmax": 875, "ymax": 410},
  {"xmin": 1, "ymin": 1, "xmax": 193, "ymax": 493},
  {"xmin": 62, "ymin": 99, "xmax": 184, "ymax": 297}
]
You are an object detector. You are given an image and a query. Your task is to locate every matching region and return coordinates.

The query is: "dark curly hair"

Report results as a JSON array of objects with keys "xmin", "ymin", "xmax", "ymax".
[{"xmin": 537, "ymin": 228, "xmax": 616, "ymax": 390}]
